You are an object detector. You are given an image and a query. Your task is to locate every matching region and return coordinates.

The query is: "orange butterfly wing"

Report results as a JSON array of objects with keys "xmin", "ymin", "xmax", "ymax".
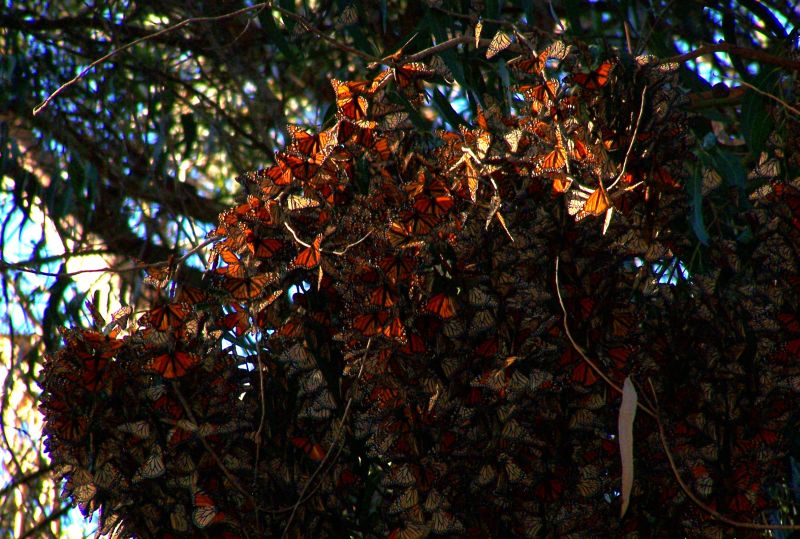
[
  {"xmin": 148, "ymin": 351, "xmax": 199, "ymax": 379},
  {"xmin": 292, "ymin": 234, "xmax": 322, "ymax": 269}
]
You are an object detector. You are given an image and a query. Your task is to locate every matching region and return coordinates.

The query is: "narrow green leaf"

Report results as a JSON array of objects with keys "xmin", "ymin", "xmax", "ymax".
[
  {"xmin": 687, "ymin": 164, "xmax": 710, "ymax": 245},
  {"xmin": 432, "ymin": 88, "xmax": 466, "ymax": 129},
  {"xmin": 180, "ymin": 113, "xmax": 197, "ymax": 161},
  {"xmin": 707, "ymin": 147, "xmax": 746, "ymax": 189},
  {"xmin": 741, "ymin": 67, "xmax": 780, "ymax": 157}
]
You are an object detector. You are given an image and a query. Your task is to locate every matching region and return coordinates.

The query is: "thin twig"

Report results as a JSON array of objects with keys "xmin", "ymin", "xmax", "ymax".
[
  {"xmin": 3, "ymin": 237, "xmax": 215, "ymax": 278},
  {"xmin": 270, "ymin": 5, "xmax": 379, "ymax": 63},
  {"xmin": 661, "ymin": 42, "xmax": 800, "ymax": 72},
  {"xmin": 404, "ymin": 35, "xmax": 473, "ymax": 63},
  {"xmin": 281, "ymin": 339, "xmax": 370, "ymax": 536},
  {"xmin": 171, "ymin": 382, "xmax": 260, "ymax": 507},
  {"xmin": 328, "ymin": 231, "xmax": 372, "ymax": 256},
  {"xmin": 554, "ymin": 256, "xmax": 656, "ymax": 418},
  {"xmin": 33, "ymin": 4, "xmax": 270, "ymax": 115},
  {"xmin": 734, "ymin": 78, "xmax": 800, "ymax": 118},
  {"xmin": 283, "ymin": 222, "xmax": 312, "ymax": 249},
  {"xmin": 648, "ymin": 380, "xmax": 800, "ymax": 531},
  {"xmin": 608, "ymin": 86, "xmax": 648, "ymax": 191}
]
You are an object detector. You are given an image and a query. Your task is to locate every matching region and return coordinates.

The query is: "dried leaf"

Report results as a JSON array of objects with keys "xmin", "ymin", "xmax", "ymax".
[{"xmin": 619, "ymin": 376, "xmax": 637, "ymax": 518}]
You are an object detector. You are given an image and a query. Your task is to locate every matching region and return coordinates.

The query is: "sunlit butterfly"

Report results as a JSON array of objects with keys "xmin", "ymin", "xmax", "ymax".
[
  {"xmin": 277, "ymin": 152, "xmax": 320, "ymax": 181},
  {"xmin": 148, "ymin": 350, "xmax": 200, "ymax": 379},
  {"xmin": 426, "ymin": 293, "xmax": 457, "ymax": 319},
  {"xmin": 392, "ymin": 62, "xmax": 434, "ymax": 90},
  {"xmin": 214, "ymin": 248, "xmax": 246, "ymax": 278},
  {"xmin": 292, "ymin": 234, "xmax": 322, "ymax": 269},
  {"xmin": 486, "ymin": 30, "xmax": 513, "ymax": 59},
  {"xmin": 221, "ymin": 274, "xmax": 274, "ymax": 301},
  {"xmin": 287, "ymin": 124, "xmax": 336, "ymax": 157},
  {"xmin": 332, "ymin": 78, "xmax": 370, "ymax": 122},
  {"xmin": 141, "ymin": 302, "xmax": 189, "ymax": 331},
  {"xmin": 246, "ymin": 232, "xmax": 283, "ymax": 259},
  {"xmin": 569, "ymin": 60, "xmax": 614, "ymax": 90},
  {"xmin": 386, "ymin": 221, "xmax": 424, "ymax": 249}
]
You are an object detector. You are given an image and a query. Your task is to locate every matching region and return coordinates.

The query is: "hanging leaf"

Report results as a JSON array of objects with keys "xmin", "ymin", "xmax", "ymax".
[{"xmin": 619, "ymin": 376, "xmax": 637, "ymax": 518}]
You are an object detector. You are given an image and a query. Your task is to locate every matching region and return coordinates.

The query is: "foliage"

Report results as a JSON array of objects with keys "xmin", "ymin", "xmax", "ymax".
[{"xmin": 3, "ymin": 0, "xmax": 800, "ymax": 536}]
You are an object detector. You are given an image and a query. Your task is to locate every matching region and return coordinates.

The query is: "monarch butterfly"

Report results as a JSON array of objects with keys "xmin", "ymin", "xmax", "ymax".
[
  {"xmin": 577, "ymin": 186, "xmax": 610, "ymax": 220},
  {"xmin": 148, "ymin": 350, "xmax": 200, "ymax": 379},
  {"xmin": 291, "ymin": 436, "xmax": 326, "ymax": 461},
  {"xmin": 508, "ymin": 48, "xmax": 548, "ymax": 75},
  {"xmin": 534, "ymin": 143, "xmax": 567, "ymax": 174},
  {"xmin": 381, "ymin": 111, "xmax": 409, "ymax": 130},
  {"xmin": 386, "ymin": 221, "xmax": 424, "ymax": 250},
  {"xmin": 470, "ymin": 309, "xmax": 495, "ymax": 334},
  {"xmin": 286, "ymin": 193, "xmax": 320, "ymax": 212},
  {"xmin": 370, "ymin": 135, "xmax": 392, "ymax": 160},
  {"xmin": 533, "ymin": 475, "xmax": 565, "ymax": 502},
  {"xmin": 261, "ymin": 162, "xmax": 291, "ymax": 187},
  {"xmin": 399, "ymin": 332, "xmax": 425, "ymax": 357},
  {"xmin": 402, "ymin": 209, "xmax": 439, "ymax": 236},
  {"xmin": 299, "ymin": 369, "xmax": 325, "ymax": 396},
  {"xmin": 369, "ymin": 284, "xmax": 399, "ymax": 308},
  {"xmin": 392, "ymin": 62, "xmax": 434, "ymax": 90},
  {"xmin": 332, "ymin": 78, "xmax": 370, "ymax": 121},
  {"xmin": 571, "ymin": 361, "xmax": 598, "ymax": 386},
  {"xmin": 378, "ymin": 255, "xmax": 415, "ymax": 282},
  {"xmin": 220, "ymin": 274, "xmax": 273, "ymax": 301},
  {"xmin": 519, "ymin": 79, "xmax": 559, "ymax": 105},
  {"xmin": 550, "ymin": 173, "xmax": 573, "ymax": 193},
  {"xmin": 192, "ymin": 490, "xmax": 219, "ymax": 529},
  {"xmin": 175, "ymin": 285, "xmax": 208, "ymax": 305},
  {"xmin": 413, "ymin": 193, "xmax": 454, "ymax": 217},
  {"xmin": 277, "ymin": 152, "xmax": 320, "ymax": 182},
  {"xmin": 504, "ymin": 458, "xmax": 526, "ymax": 483},
  {"xmin": 334, "ymin": 3, "xmax": 357, "ymax": 28},
  {"xmin": 246, "ymin": 233, "xmax": 283, "ymax": 259},
  {"xmin": 475, "ymin": 335, "xmax": 498, "ymax": 358},
  {"xmin": 388, "ymin": 523, "xmax": 428, "ymax": 539},
  {"xmin": 133, "ymin": 445, "xmax": 165, "ymax": 482},
  {"xmin": 570, "ymin": 60, "xmax": 614, "ymax": 90},
  {"xmin": 352, "ymin": 310, "xmax": 391, "ymax": 337},
  {"xmin": 388, "ymin": 488, "xmax": 419, "ymax": 515},
  {"xmin": 287, "ymin": 124, "xmax": 336, "ymax": 157},
  {"xmin": 117, "ymin": 421, "xmax": 151, "ymax": 439},
  {"xmin": 384, "ymin": 463, "xmax": 417, "ymax": 487},
  {"xmin": 141, "ymin": 302, "xmax": 189, "ymax": 331},
  {"xmin": 169, "ymin": 505, "xmax": 190, "ymax": 532},
  {"xmin": 425, "ymin": 293, "xmax": 457, "ymax": 319},
  {"xmin": 220, "ymin": 306, "xmax": 249, "ymax": 337},
  {"xmin": 214, "ymin": 248, "xmax": 246, "ymax": 278},
  {"xmin": 292, "ymin": 234, "xmax": 322, "ymax": 269},
  {"xmin": 282, "ymin": 343, "xmax": 315, "ymax": 370},
  {"xmin": 569, "ymin": 136, "xmax": 592, "ymax": 161},
  {"xmin": 486, "ymin": 30, "xmax": 512, "ymax": 59}
]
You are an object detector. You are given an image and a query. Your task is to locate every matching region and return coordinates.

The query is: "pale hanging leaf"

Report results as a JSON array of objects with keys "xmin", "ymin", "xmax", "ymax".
[
  {"xmin": 619, "ymin": 376, "xmax": 637, "ymax": 518},
  {"xmin": 474, "ymin": 19, "xmax": 483, "ymax": 48}
]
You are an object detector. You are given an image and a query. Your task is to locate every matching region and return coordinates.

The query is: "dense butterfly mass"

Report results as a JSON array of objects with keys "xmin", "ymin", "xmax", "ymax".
[{"xmin": 40, "ymin": 35, "xmax": 800, "ymax": 538}]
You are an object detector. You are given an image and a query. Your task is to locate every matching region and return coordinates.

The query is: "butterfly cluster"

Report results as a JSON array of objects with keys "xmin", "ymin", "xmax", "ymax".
[{"xmin": 39, "ymin": 36, "xmax": 800, "ymax": 538}]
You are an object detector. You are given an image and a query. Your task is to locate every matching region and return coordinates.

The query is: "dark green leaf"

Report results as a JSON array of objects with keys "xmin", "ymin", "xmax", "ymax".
[{"xmin": 741, "ymin": 67, "xmax": 780, "ymax": 157}]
